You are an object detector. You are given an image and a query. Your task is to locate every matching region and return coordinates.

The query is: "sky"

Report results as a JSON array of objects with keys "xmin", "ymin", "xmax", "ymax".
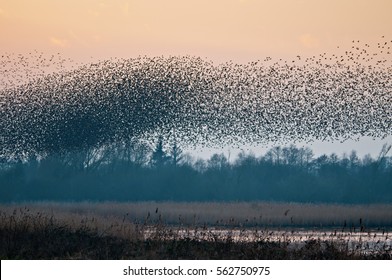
[
  {"xmin": 1, "ymin": 0, "xmax": 392, "ymax": 62},
  {"xmin": 1, "ymin": 0, "xmax": 391, "ymax": 158}
]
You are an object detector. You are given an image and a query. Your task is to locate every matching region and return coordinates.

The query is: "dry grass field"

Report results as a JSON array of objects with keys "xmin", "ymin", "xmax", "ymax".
[{"xmin": 1, "ymin": 201, "xmax": 391, "ymax": 259}]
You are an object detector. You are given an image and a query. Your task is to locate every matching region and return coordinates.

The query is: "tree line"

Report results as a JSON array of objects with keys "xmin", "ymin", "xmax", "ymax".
[{"xmin": 0, "ymin": 138, "xmax": 391, "ymax": 203}]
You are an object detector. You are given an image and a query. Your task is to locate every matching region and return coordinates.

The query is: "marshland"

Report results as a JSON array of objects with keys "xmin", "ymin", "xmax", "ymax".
[
  {"xmin": 1, "ymin": 201, "xmax": 391, "ymax": 259},
  {"xmin": 1, "ymin": 37, "xmax": 392, "ymax": 259}
]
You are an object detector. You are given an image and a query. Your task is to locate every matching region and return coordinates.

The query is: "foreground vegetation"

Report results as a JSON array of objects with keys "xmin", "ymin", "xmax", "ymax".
[{"xmin": 1, "ymin": 202, "xmax": 391, "ymax": 259}]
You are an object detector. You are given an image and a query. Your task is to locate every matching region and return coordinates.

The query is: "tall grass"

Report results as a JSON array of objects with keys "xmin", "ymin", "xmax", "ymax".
[
  {"xmin": 2, "ymin": 201, "xmax": 390, "ymax": 227},
  {"xmin": 1, "ymin": 201, "xmax": 391, "ymax": 259}
]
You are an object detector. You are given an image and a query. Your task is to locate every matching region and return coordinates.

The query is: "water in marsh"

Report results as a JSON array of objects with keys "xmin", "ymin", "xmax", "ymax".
[
  {"xmin": 144, "ymin": 226, "xmax": 392, "ymax": 255},
  {"xmin": 1, "ymin": 202, "xmax": 392, "ymax": 258}
]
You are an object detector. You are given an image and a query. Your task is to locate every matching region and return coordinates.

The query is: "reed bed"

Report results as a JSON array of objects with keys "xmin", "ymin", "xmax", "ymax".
[
  {"xmin": 1, "ymin": 201, "xmax": 391, "ymax": 259},
  {"xmin": 2, "ymin": 201, "xmax": 391, "ymax": 227}
]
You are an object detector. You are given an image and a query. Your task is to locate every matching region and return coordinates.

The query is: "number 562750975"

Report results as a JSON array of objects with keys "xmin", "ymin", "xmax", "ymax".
[{"xmin": 216, "ymin": 266, "xmax": 270, "ymax": 276}]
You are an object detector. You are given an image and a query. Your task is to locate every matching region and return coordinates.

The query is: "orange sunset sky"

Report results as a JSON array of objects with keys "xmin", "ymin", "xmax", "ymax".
[{"xmin": 1, "ymin": 0, "xmax": 392, "ymax": 63}]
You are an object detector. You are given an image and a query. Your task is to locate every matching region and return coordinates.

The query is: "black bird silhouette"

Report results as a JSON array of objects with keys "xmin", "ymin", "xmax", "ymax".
[{"xmin": 0, "ymin": 39, "xmax": 391, "ymax": 161}]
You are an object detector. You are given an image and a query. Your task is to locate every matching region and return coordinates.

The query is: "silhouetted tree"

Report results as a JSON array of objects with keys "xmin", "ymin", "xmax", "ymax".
[
  {"xmin": 150, "ymin": 135, "xmax": 170, "ymax": 168},
  {"xmin": 265, "ymin": 146, "xmax": 283, "ymax": 164},
  {"xmin": 194, "ymin": 158, "xmax": 207, "ymax": 173},
  {"xmin": 207, "ymin": 153, "xmax": 229, "ymax": 170},
  {"xmin": 169, "ymin": 139, "xmax": 183, "ymax": 167},
  {"xmin": 1, "ymin": 143, "xmax": 392, "ymax": 203}
]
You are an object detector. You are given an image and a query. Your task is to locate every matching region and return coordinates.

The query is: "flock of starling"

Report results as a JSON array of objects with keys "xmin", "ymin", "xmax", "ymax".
[{"xmin": 0, "ymin": 39, "xmax": 391, "ymax": 160}]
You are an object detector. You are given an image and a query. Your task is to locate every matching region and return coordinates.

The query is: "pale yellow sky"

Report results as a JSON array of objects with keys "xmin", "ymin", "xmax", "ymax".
[{"xmin": 1, "ymin": 0, "xmax": 391, "ymax": 62}]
